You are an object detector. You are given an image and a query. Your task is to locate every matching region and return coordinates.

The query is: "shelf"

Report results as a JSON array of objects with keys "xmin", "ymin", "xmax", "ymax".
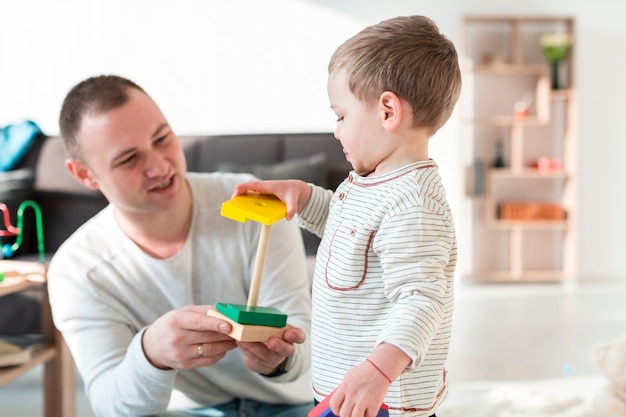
[
  {"xmin": 463, "ymin": 15, "xmax": 574, "ymax": 24},
  {"xmin": 489, "ymin": 168, "xmax": 568, "ymax": 178},
  {"xmin": 0, "ymin": 344, "xmax": 56, "ymax": 386},
  {"xmin": 0, "ymin": 259, "xmax": 76, "ymax": 416},
  {"xmin": 550, "ymin": 89, "xmax": 575, "ymax": 100},
  {"xmin": 487, "ymin": 219, "xmax": 568, "ymax": 230},
  {"xmin": 464, "ymin": 270, "xmax": 569, "ymax": 283},
  {"xmin": 467, "ymin": 116, "xmax": 548, "ymax": 127},
  {"xmin": 460, "ymin": 15, "xmax": 577, "ymax": 283},
  {"xmin": 0, "ymin": 260, "xmax": 46, "ymax": 297},
  {"xmin": 468, "ymin": 63, "xmax": 549, "ymax": 75},
  {"xmin": 0, "ymin": 276, "xmax": 43, "ymax": 297}
]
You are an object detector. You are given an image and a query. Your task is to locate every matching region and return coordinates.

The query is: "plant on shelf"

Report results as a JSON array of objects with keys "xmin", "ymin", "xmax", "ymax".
[{"xmin": 540, "ymin": 33, "xmax": 573, "ymax": 90}]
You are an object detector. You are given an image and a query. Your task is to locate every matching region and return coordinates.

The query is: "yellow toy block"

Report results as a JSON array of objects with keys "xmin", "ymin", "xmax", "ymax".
[
  {"xmin": 207, "ymin": 309, "xmax": 287, "ymax": 342},
  {"xmin": 221, "ymin": 193, "xmax": 286, "ymax": 225}
]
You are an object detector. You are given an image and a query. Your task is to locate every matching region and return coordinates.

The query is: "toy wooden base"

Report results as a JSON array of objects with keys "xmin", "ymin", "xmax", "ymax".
[
  {"xmin": 207, "ymin": 309, "xmax": 287, "ymax": 342},
  {"xmin": 216, "ymin": 303, "xmax": 287, "ymax": 327},
  {"xmin": 309, "ymin": 390, "xmax": 389, "ymax": 417}
]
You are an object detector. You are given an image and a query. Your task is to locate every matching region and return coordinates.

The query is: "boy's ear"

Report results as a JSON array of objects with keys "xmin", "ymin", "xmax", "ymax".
[
  {"xmin": 66, "ymin": 158, "xmax": 99, "ymax": 190},
  {"xmin": 379, "ymin": 91, "xmax": 403, "ymax": 132}
]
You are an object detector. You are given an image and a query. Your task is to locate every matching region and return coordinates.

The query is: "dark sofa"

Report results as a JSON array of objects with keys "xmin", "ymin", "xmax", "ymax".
[{"xmin": 2, "ymin": 132, "xmax": 350, "ymax": 259}]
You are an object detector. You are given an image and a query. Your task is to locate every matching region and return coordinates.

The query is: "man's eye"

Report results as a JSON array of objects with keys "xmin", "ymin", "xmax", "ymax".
[
  {"xmin": 118, "ymin": 154, "xmax": 135, "ymax": 165},
  {"xmin": 155, "ymin": 134, "xmax": 168, "ymax": 144}
]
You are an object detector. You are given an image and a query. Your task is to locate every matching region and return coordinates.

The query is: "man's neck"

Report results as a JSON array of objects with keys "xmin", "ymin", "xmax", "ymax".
[{"xmin": 114, "ymin": 184, "xmax": 193, "ymax": 259}]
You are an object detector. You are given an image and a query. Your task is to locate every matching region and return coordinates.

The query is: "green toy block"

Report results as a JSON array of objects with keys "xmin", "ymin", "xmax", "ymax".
[{"xmin": 216, "ymin": 303, "xmax": 287, "ymax": 327}]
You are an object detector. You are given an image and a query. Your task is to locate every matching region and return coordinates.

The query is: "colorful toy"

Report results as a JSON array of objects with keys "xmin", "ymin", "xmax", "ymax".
[
  {"xmin": 206, "ymin": 192, "xmax": 288, "ymax": 342},
  {"xmin": 308, "ymin": 389, "xmax": 390, "ymax": 417},
  {"xmin": 0, "ymin": 200, "xmax": 45, "ymax": 282}
]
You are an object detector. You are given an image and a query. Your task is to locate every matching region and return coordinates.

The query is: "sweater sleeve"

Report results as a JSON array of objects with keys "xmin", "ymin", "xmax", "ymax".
[
  {"xmin": 94, "ymin": 328, "xmax": 178, "ymax": 415},
  {"xmin": 374, "ymin": 205, "xmax": 455, "ymax": 370},
  {"xmin": 295, "ymin": 184, "xmax": 334, "ymax": 237},
  {"xmin": 48, "ymin": 260, "xmax": 178, "ymax": 417}
]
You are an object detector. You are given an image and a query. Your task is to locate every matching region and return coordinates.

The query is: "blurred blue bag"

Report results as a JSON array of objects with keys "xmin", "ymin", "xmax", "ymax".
[{"xmin": 0, "ymin": 120, "xmax": 43, "ymax": 171}]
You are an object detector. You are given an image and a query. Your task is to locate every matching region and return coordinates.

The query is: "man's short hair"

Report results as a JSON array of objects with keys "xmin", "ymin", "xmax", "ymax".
[{"xmin": 59, "ymin": 75, "xmax": 145, "ymax": 160}]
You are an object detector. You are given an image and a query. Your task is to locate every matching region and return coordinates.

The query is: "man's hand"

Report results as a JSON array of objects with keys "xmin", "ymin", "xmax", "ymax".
[
  {"xmin": 237, "ymin": 325, "xmax": 306, "ymax": 375},
  {"xmin": 142, "ymin": 305, "xmax": 237, "ymax": 370}
]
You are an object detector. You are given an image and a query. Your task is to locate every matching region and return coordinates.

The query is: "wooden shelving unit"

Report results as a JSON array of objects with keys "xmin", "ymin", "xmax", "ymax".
[
  {"xmin": 459, "ymin": 16, "xmax": 577, "ymax": 282},
  {"xmin": 0, "ymin": 260, "xmax": 76, "ymax": 417}
]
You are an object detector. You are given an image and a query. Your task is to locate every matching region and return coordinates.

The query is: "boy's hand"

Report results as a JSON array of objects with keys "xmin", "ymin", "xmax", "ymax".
[
  {"xmin": 233, "ymin": 180, "xmax": 312, "ymax": 220},
  {"xmin": 330, "ymin": 361, "xmax": 390, "ymax": 417}
]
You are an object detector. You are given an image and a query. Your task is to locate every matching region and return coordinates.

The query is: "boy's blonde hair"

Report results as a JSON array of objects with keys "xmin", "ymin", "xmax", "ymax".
[{"xmin": 329, "ymin": 15, "xmax": 461, "ymax": 136}]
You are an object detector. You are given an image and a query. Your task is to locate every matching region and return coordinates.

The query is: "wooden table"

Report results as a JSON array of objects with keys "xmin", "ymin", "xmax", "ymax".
[{"xmin": 0, "ymin": 260, "xmax": 75, "ymax": 417}]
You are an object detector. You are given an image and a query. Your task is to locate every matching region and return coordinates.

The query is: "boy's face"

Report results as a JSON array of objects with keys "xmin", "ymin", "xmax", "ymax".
[
  {"xmin": 327, "ymin": 69, "xmax": 387, "ymax": 176},
  {"xmin": 67, "ymin": 88, "xmax": 188, "ymax": 217}
]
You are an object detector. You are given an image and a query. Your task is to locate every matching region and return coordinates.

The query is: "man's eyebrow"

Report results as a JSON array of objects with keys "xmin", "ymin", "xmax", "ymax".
[
  {"xmin": 111, "ymin": 146, "xmax": 136, "ymax": 164},
  {"xmin": 111, "ymin": 123, "xmax": 171, "ymax": 163},
  {"xmin": 152, "ymin": 123, "xmax": 170, "ymax": 138}
]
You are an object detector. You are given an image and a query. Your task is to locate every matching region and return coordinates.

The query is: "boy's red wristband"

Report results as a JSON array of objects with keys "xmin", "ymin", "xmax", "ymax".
[{"xmin": 366, "ymin": 358, "xmax": 393, "ymax": 384}]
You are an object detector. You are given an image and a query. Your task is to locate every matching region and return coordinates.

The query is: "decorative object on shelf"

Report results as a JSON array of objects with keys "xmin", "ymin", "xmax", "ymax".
[
  {"xmin": 499, "ymin": 202, "xmax": 566, "ymax": 221},
  {"xmin": 513, "ymin": 101, "xmax": 530, "ymax": 118},
  {"xmin": 532, "ymin": 157, "xmax": 563, "ymax": 173},
  {"xmin": 492, "ymin": 140, "xmax": 506, "ymax": 168},
  {"xmin": 474, "ymin": 160, "xmax": 485, "ymax": 195},
  {"xmin": 480, "ymin": 51, "xmax": 505, "ymax": 67},
  {"xmin": 540, "ymin": 33, "xmax": 573, "ymax": 90},
  {"xmin": 0, "ymin": 200, "xmax": 45, "ymax": 263},
  {"xmin": 513, "ymin": 91, "xmax": 534, "ymax": 119},
  {"xmin": 0, "ymin": 334, "xmax": 45, "ymax": 367}
]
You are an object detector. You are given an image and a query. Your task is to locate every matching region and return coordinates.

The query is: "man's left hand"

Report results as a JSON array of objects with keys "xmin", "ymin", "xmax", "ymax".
[{"xmin": 237, "ymin": 325, "xmax": 305, "ymax": 375}]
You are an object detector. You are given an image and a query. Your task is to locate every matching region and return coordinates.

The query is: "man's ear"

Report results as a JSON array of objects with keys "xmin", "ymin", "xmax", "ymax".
[
  {"xmin": 379, "ymin": 91, "xmax": 403, "ymax": 132},
  {"xmin": 65, "ymin": 158, "xmax": 99, "ymax": 190}
]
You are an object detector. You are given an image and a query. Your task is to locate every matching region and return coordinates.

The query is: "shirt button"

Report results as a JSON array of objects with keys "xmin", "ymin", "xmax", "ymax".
[
  {"xmin": 350, "ymin": 228, "xmax": 357, "ymax": 236},
  {"xmin": 348, "ymin": 175, "xmax": 353, "ymax": 183},
  {"xmin": 338, "ymin": 192, "xmax": 345, "ymax": 200}
]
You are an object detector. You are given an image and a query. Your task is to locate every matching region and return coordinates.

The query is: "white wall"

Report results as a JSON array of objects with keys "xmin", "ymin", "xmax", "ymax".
[{"xmin": 1, "ymin": 0, "xmax": 625, "ymax": 281}]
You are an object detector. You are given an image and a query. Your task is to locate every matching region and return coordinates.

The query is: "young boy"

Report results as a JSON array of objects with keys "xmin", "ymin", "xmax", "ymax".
[{"xmin": 234, "ymin": 15, "xmax": 461, "ymax": 417}]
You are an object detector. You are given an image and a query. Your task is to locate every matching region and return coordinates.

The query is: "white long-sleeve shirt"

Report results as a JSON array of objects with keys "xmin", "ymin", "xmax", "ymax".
[
  {"xmin": 48, "ymin": 172, "xmax": 312, "ymax": 417},
  {"xmin": 297, "ymin": 161, "xmax": 456, "ymax": 417}
]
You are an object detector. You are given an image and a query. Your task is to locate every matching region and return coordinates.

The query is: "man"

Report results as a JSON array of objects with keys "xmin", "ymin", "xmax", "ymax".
[{"xmin": 47, "ymin": 75, "xmax": 312, "ymax": 417}]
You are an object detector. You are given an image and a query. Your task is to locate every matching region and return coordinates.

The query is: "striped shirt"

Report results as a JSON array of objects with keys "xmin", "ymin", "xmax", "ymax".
[{"xmin": 298, "ymin": 160, "xmax": 456, "ymax": 417}]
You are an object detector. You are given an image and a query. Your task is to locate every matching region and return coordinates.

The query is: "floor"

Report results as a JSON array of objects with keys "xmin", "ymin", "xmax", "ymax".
[{"xmin": 1, "ymin": 278, "xmax": 625, "ymax": 416}]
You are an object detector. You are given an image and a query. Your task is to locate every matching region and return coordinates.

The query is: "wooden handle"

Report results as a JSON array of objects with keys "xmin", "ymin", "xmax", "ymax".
[{"xmin": 247, "ymin": 224, "xmax": 272, "ymax": 307}]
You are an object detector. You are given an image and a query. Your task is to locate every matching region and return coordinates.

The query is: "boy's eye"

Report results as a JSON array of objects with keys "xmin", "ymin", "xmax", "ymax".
[{"xmin": 336, "ymin": 116, "xmax": 344, "ymax": 123}]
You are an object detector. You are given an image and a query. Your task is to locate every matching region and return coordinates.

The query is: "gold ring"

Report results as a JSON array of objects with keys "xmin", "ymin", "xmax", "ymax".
[{"xmin": 197, "ymin": 344, "xmax": 204, "ymax": 358}]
